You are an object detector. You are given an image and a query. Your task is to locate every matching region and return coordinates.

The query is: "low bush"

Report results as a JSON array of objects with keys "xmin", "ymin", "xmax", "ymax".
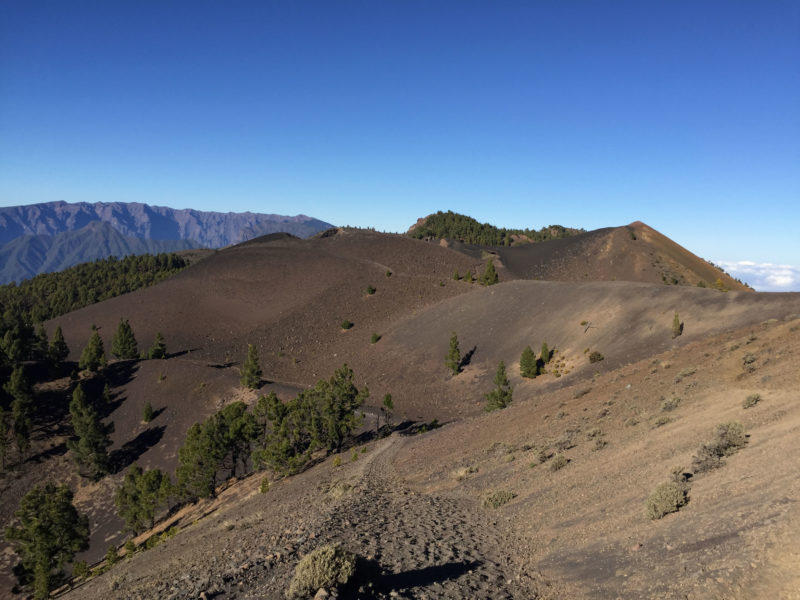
[
  {"xmin": 743, "ymin": 393, "xmax": 761, "ymax": 409},
  {"xmin": 660, "ymin": 397, "xmax": 681, "ymax": 412},
  {"xmin": 340, "ymin": 320, "xmax": 353, "ymax": 330},
  {"xmin": 691, "ymin": 421, "xmax": 747, "ymax": 473},
  {"xmin": 645, "ymin": 481, "xmax": 688, "ymax": 519},
  {"xmin": 588, "ymin": 351, "xmax": 604, "ymax": 363},
  {"xmin": 366, "ymin": 285, "xmax": 376, "ymax": 295},
  {"xmin": 288, "ymin": 544, "xmax": 357, "ymax": 599},
  {"xmin": 549, "ymin": 454, "xmax": 568, "ymax": 471},
  {"xmin": 370, "ymin": 332, "xmax": 381, "ymax": 344},
  {"xmin": 482, "ymin": 490, "xmax": 516, "ymax": 508}
]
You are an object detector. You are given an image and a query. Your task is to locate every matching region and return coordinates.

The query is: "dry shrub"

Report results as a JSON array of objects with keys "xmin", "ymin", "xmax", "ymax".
[
  {"xmin": 288, "ymin": 545, "xmax": 357, "ymax": 598},
  {"xmin": 691, "ymin": 422, "xmax": 747, "ymax": 473},
  {"xmin": 482, "ymin": 490, "xmax": 516, "ymax": 508},
  {"xmin": 646, "ymin": 482, "xmax": 688, "ymax": 519},
  {"xmin": 549, "ymin": 454, "xmax": 568, "ymax": 472},
  {"xmin": 742, "ymin": 394, "xmax": 761, "ymax": 409}
]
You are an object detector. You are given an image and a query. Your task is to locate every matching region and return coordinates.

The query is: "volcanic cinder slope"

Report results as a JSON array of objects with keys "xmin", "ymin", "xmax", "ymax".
[{"xmin": 2, "ymin": 224, "xmax": 799, "ymax": 600}]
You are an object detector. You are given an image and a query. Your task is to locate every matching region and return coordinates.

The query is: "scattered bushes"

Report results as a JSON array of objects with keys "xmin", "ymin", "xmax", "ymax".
[
  {"xmin": 288, "ymin": 545, "xmax": 357, "ymax": 599},
  {"xmin": 645, "ymin": 481, "xmax": 688, "ymax": 519}
]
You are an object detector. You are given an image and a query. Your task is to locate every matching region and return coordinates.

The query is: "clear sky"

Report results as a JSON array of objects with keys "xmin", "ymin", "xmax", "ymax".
[{"xmin": 1, "ymin": 1, "xmax": 798, "ymax": 290}]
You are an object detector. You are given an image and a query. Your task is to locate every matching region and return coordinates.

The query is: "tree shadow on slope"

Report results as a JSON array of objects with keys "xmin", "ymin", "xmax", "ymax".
[
  {"xmin": 460, "ymin": 346, "xmax": 477, "ymax": 369},
  {"xmin": 349, "ymin": 557, "xmax": 483, "ymax": 598},
  {"xmin": 109, "ymin": 425, "xmax": 166, "ymax": 473}
]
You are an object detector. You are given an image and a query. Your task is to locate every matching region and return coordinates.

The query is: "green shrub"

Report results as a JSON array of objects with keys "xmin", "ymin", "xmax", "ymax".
[
  {"xmin": 743, "ymin": 393, "xmax": 761, "ymax": 409},
  {"xmin": 143, "ymin": 401, "xmax": 154, "ymax": 423},
  {"xmin": 288, "ymin": 545, "xmax": 357, "ymax": 599},
  {"xmin": 482, "ymin": 490, "xmax": 516, "ymax": 508},
  {"xmin": 646, "ymin": 481, "xmax": 688, "ymax": 519},
  {"xmin": 124, "ymin": 539, "xmax": 136, "ymax": 556},
  {"xmin": 549, "ymin": 454, "xmax": 568, "ymax": 471},
  {"xmin": 259, "ymin": 477, "xmax": 270, "ymax": 494},
  {"xmin": 340, "ymin": 320, "xmax": 353, "ymax": 330},
  {"xmin": 385, "ymin": 270, "xmax": 392, "ymax": 278},
  {"xmin": 72, "ymin": 560, "xmax": 89, "ymax": 580},
  {"xmin": 366, "ymin": 285, "xmax": 376, "ymax": 295},
  {"xmin": 370, "ymin": 332, "xmax": 381, "ymax": 344},
  {"xmin": 588, "ymin": 351, "xmax": 604, "ymax": 363}
]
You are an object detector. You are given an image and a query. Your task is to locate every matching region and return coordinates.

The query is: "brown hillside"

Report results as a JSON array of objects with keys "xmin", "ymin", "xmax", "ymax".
[
  {"xmin": 446, "ymin": 222, "xmax": 749, "ymax": 291},
  {"xmin": 3, "ymin": 227, "xmax": 797, "ymax": 599}
]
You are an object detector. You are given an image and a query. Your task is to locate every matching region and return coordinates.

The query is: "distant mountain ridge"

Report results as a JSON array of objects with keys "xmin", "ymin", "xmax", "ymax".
[
  {"xmin": 0, "ymin": 201, "xmax": 334, "ymax": 283},
  {"xmin": 0, "ymin": 201, "xmax": 333, "ymax": 247},
  {"xmin": 0, "ymin": 221, "xmax": 200, "ymax": 283}
]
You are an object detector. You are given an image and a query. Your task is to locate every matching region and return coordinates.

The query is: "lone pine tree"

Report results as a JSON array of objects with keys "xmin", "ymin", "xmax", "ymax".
[
  {"xmin": 485, "ymin": 361, "xmax": 513, "ymax": 411},
  {"xmin": 111, "ymin": 318, "xmax": 138, "ymax": 359},
  {"xmin": 480, "ymin": 259, "xmax": 499, "ymax": 286},
  {"xmin": 4, "ymin": 365, "xmax": 33, "ymax": 460},
  {"xmin": 78, "ymin": 328, "xmax": 106, "ymax": 372},
  {"xmin": 241, "ymin": 344, "xmax": 263, "ymax": 389},
  {"xmin": 445, "ymin": 332, "xmax": 461, "ymax": 375},
  {"xmin": 519, "ymin": 345, "xmax": 538, "ymax": 378},
  {"xmin": 147, "ymin": 332, "xmax": 167, "ymax": 359}
]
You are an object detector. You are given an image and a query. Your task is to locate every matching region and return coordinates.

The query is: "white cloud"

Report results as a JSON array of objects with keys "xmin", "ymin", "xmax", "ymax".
[{"xmin": 715, "ymin": 260, "xmax": 800, "ymax": 292}]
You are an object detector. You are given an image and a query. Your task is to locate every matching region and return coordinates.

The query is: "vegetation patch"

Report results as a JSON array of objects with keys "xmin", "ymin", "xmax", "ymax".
[
  {"xmin": 340, "ymin": 320, "xmax": 354, "ymax": 330},
  {"xmin": 691, "ymin": 421, "xmax": 747, "ymax": 473},
  {"xmin": 482, "ymin": 490, "xmax": 516, "ymax": 508},
  {"xmin": 660, "ymin": 396, "xmax": 681, "ymax": 412},
  {"xmin": 549, "ymin": 454, "xmax": 568, "ymax": 471},
  {"xmin": 742, "ymin": 393, "xmax": 761, "ymax": 409},
  {"xmin": 588, "ymin": 351, "xmax": 604, "ymax": 363},
  {"xmin": 288, "ymin": 544, "xmax": 357, "ymax": 599},
  {"xmin": 645, "ymin": 481, "xmax": 688, "ymax": 519}
]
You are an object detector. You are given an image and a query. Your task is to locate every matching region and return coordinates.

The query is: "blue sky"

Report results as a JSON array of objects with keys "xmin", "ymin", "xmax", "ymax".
[{"xmin": 1, "ymin": 1, "xmax": 798, "ymax": 290}]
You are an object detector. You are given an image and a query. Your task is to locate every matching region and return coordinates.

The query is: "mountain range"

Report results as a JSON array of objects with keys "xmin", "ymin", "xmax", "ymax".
[{"xmin": 0, "ymin": 201, "xmax": 333, "ymax": 283}]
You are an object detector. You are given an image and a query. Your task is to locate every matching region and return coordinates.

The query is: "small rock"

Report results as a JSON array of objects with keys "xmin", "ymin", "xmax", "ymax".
[
  {"xmin": 630, "ymin": 543, "xmax": 642, "ymax": 552},
  {"xmin": 314, "ymin": 588, "xmax": 330, "ymax": 599}
]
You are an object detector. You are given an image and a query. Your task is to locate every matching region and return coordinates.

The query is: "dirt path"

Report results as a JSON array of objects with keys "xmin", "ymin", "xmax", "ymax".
[
  {"xmin": 63, "ymin": 433, "xmax": 546, "ymax": 599},
  {"xmin": 310, "ymin": 434, "xmax": 544, "ymax": 598}
]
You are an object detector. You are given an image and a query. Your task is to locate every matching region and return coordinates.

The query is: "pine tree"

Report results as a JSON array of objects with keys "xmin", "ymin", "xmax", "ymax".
[
  {"xmin": 5, "ymin": 483, "xmax": 89, "ymax": 599},
  {"xmin": 540, "ymin": 340, "xmax": 551, "ymax": 364},
  {"xmin": 147, "ymin": 332, "xmax": 167, "ymax": 359},
  {"xmin": 4, "ymin": 365, "xmax": 33, "ymax": 460},
  {"xmin": 143, "ymin": 402, "xmax": 154, "ymax": 423},
  {"xmin": 445, "ymin": 332, "xmax": 461, "ymax": 375},
  {"xmin": 520, "ymin": 345, "xmax": 538, "ymax": 378},
  {"xmin": 480, "ymin": 259, "xmax": 499, "ymax": 286},
  {"xmin": 240, "ymin": 344, "xmax": 262, "ymax": 389},
  {"xmin": 78, "ymin": 329, "xmax": 106, "ymax": 372},
  {"xmin": 67, "ymin": 384, "xmax": 114, "ymax": 480},
  {"xmin": 111, "ymin": 318, "xmax": 138, "ymax": 359},
  {"xmin": 48, "ymin": 325, "xmax": 70, "ymax": 365},
  {"xmin": 115, "ymin": 464, "xmax": 171, "ymax": 534},
  {"xmin": 176, "ymin": 421, "xmax": 225, "ymax": 500},
  {"xmin": 485, "ymin": 361, "xmax": 513, "ymax": 411},
  {"xmin": 672, "ymin": 312, "xmax": 683, "ymax": 338},
  {"xmin": 379, "ymin": 393, "xmax": 394, "ymax": 434},
  {"xmin": 307, "ymin": 364, "xmax": 367, "ymax": 453}
]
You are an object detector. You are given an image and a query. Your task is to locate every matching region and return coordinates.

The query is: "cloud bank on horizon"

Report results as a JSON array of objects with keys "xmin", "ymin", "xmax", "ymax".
[{"xmin": 717, "ymin": 261, "xmax": 800, "ymax": 293}]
